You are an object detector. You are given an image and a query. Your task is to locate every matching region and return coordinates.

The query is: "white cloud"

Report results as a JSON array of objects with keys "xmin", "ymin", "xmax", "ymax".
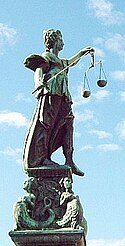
[
  {"xmin": 80, "ymin": 143, "xmax": 121, "ymax": 152},
  {"xmin": 97, "ymin": 143, "xmax": 121, "ymax": 151},
  {"xmin": 0, "ymin": 23, "xmax": 17, "ymax": 53},
  {"xmin": 94, "ymin": 37, "xmax": 104, "ymax": 46},
  {"xmin": 0, "ymin": 146, "xmax": 22, "ymax": 157},
  {"xmin": 95, "ymin": 47, "xmax": 105, "ymax": 59},
  {"xmin": 75, "ymin": 109, "xmax": 95, "ymax": 123},
  {"xmin": 111, "ymin": 71, "xmax": 125, "ymax": 81},
  {"xmin": 94, "ymin": 33, "xmax": 125, "ymax": 59},
  {"xmin": 15, "ymin": 93, "xmax": 32, "ymax": 103},
  {"xmin": 88, "ymin": 0, "xmax": 125, "ymax": 25},
  {"xmin": 119, "ymin": 91, "xmax": 125, "ymax": 101},
  {"xmin": 90, "ymin": 129, "xmax": 112, "ymax": 139},
  {"xmin": 73, "ymin": 85, "xmax": 91, "ymax": 108},
  {"xmin": 105, "ymin": 33, "xmax": 125, "ymax": 58},
  {"xmin": 94, "ymin": 90, "xmax": 110, "ymax": 101},
  {"xmin": 0, "ymin": 111, "xmax": 29, "ymax": 127},
  {"xmin": 80, "ymin": 144, "xmax": 94, "ymax": 151},
  {"xmin": 88, "ymin": 239, "xmax": 125, "ymax": 246},
  {"xmin": 73, "ymin": 95, "xmax": 91, "ymax": 107},
  {"xmin": 116, "ymin": 120, "xmax": 125, "ymax": 139},
  {"xmin": 0, "ymin": 146, "xmax": 22, "ymax": 164}
]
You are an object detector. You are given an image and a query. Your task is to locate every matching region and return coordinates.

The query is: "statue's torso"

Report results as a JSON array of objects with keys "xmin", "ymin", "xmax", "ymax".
[{"xmin": 42, "ymin": 52, "xmax": 72, "ymax": 101}]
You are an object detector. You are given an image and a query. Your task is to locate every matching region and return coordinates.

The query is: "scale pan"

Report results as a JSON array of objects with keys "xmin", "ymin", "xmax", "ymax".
[
  {"xmin": 97, "ymin": 79, "xmax": 107, "ymax": 87},
  {"xmin": 82, "ymin": 90, "xmax": 91, "ymax": 98}
]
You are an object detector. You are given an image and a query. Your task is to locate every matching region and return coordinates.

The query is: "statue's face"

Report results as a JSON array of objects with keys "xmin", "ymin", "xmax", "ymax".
[
  {"xmin": 55, "ymin": 33, "xmax": 64, "ymax": 51},
  {"xmin": 23, "ymin": 178, "xmax": 32, "ymax": 192},
  {"xmin": 23, "ymin": 180, "xmax": 29, "ymax": 191},
  {"xmin": 64, "ymin": 177, "xmax": 72, "ymax": 189}
]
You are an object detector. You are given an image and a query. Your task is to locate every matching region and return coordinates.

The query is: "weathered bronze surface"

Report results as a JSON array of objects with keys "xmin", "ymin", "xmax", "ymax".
[
  {"xmin": 13, "ymin": 166, "xmax": 87, "ymax": 233},
  {"xmin": 23, "ymin": 29, "xmax": 94, "ymax": 177},
  {"xmin": 11, "ymin": 165, "xmax": 87, "ymax": 245},
  {"xmin": 9, "ymin": 29, "xmax": 94, "ymax": 246}
]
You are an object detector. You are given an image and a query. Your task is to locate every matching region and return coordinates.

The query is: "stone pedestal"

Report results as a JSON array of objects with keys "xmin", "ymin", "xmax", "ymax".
[
  {"xmin": 9, "ymin": 229, "xmax": 86, "ymax": 246},
  {"xmin": 9, "ymin": 165, "xmax": 87, "ymax": 246},
  {"xmin": 25, "ymin": 165, "xmax": 72, "ymax": 179}
]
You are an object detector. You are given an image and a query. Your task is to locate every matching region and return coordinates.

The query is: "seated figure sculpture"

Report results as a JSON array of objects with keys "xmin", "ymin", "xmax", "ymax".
[
  {"xmin": 56, "ymin": 177, "xmax": 87, "ymax": 236},
  {"xmin": 23, "ymin": 29, "xmax": 94, "ymax": 176}
]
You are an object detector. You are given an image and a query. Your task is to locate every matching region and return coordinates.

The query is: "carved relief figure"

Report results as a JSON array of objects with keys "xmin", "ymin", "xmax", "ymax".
[
  {"xmin": 56, "ymin": 177, "xmax": 87, "ymax": 236},
  {"xmin": 14, "ymin": 177, "xmax": 56, "ymax": 229}
]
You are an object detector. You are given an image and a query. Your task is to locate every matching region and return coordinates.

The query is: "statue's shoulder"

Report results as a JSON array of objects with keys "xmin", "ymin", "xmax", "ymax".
[
  {"xmin": 41, "ymin": 52, "xmax": 52, "ymax": 61},
  {"xmin": 23, "ymin": 53, "xmax": 50, "ymax": 72},
  {"xmin": 42, "ymin": 52, "xmax": 62, "ymax": 64}
]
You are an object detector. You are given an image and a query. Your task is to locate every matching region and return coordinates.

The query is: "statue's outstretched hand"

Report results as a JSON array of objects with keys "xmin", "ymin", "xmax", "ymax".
[{"xmin": 81, "ymin": 47, "xmax": 95, "ymax": 56}]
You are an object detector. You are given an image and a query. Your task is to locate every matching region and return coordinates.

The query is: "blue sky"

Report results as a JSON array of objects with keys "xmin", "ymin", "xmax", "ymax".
[{"xmin": 1, "ymin": 0, "xmax": 125, "ymax": 245}]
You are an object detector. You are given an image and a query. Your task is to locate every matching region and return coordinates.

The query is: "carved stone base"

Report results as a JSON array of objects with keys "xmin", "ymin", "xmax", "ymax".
[
  {"xmin": 9, "ymin": 229, "xmax": 86, "ymax": 246},
  {"xmin": 10, "ymin": 165, "xmax": 87, "ymax": 243}
]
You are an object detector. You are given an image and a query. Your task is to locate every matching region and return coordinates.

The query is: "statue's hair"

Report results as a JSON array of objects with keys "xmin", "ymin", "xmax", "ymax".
[{"xmin": 43, "ymin": 29, "xmax": 62, "ymax": 50}]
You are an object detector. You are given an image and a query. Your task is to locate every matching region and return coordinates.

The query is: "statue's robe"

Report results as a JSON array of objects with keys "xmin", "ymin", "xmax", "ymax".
[{"xmin": 23, "ymin": 52, "xmax": 74, "ymax": 169}]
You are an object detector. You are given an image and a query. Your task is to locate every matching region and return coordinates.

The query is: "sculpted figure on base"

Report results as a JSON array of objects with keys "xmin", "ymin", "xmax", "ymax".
[
  {"xmin": 14, "ymin": 176, "xmax": 87, "ymax": 234},
  {"xmin": 14, "ymin": 177, "xmax": 56, "ymax": 230},
  {"xmin": 23, "ymin": 29, "xmax": 94, "ymax": 176},
  {"xmin": 56, "ymin": 177, "xmax": 87, "ymax": 236}
]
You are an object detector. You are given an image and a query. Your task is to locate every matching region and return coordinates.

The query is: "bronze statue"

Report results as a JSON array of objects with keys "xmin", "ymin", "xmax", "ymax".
[{"xmin": 23, "ymin": 29, "xmax": 94, "ymax": 176}]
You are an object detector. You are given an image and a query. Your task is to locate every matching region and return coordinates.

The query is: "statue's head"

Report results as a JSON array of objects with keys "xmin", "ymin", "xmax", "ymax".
[
  {"xmin": 23, "ymin": 177, "xmax": 37, "ymax": 193},
  {"xmin": 63, "ymin": 177, "xmax": 72, "ymax": 189},
  {"xmin": 43, "ymin": 29, "xmax": 64, "ymax": 51}
]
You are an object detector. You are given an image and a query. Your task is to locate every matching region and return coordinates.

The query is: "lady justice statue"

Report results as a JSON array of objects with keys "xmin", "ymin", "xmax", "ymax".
[{"xmin": 23, "ymin": 29, "xmax": 94, "ymax": 176}]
